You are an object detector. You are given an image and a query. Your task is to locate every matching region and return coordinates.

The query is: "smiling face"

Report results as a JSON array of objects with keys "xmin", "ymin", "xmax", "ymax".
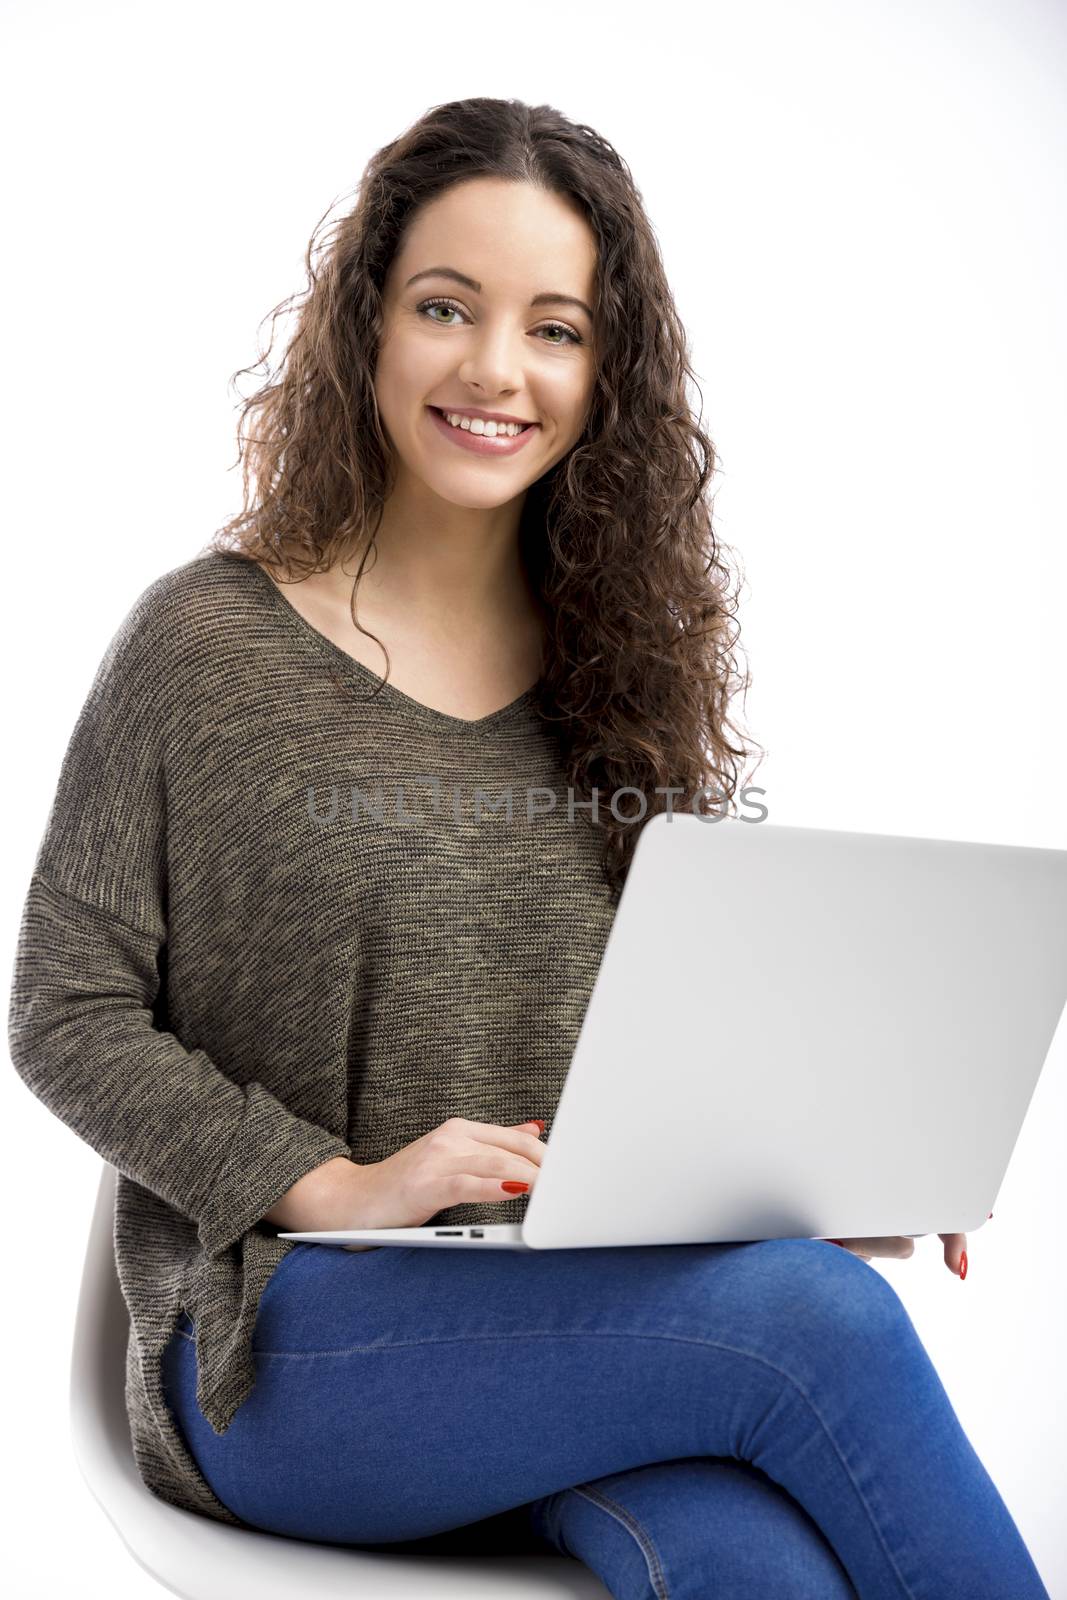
[{"xmin": 374, "ymin": 178, "xmax": 599, "ymax": 512}]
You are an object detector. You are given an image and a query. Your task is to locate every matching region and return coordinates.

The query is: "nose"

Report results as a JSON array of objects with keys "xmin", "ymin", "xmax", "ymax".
[{"xmin": 457, "ymin": 329, "xmax": 529, "ymax": 401}]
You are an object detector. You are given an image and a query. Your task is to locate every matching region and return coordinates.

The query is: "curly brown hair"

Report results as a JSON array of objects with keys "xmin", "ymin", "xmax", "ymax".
[{"xmin": 201, "ymin": 95, "xmax": 765, "ymax": 900}]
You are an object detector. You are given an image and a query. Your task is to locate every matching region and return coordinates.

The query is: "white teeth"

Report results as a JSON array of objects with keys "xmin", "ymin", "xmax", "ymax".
[{"xmin": 442, "ymin": 411, "xmax": 528, "ymax": 438}]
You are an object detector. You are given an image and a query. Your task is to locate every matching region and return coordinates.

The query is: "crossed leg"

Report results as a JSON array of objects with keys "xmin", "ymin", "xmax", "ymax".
[{"xmin": 529, "ymin": 1455, "xmax": 858, "ymax": 1599}]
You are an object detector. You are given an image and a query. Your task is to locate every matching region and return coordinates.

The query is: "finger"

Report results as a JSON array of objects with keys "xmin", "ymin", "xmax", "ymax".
[
  {"xmin": 472, "ymin": 1121, "xmax": 545, "ymax": 1169},
  {"xmin": 836, "ymin": 1237, "xmax": 915, "ymax": 1259},
  {"xmin": 828, "ymin": 1242, "xmax": 873, "ymax": 1263},
  {"xmin": 464, "ymin": 1120, "xmax": 544, "ymax": 1155},
  {"xmin": 938, "ymin": 1233, "xmax": 968, "ymax": 1275}
]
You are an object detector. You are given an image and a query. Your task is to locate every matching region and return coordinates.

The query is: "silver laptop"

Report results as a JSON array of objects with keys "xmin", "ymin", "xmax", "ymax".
[{"xmin": 281, "ymin": 813, "xmax": 1067, "ymax": 1252}]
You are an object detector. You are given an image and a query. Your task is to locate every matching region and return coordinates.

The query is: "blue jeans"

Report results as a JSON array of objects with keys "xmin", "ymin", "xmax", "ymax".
[{"xmin": 161, "ymin": 1237, "xmax": 1049, "ymax": 1599}]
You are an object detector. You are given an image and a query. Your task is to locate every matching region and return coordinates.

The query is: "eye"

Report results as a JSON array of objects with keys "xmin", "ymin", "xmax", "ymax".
[{"xmin": 416, "ymin": 297, "xmax": 583, "ymax": 347}]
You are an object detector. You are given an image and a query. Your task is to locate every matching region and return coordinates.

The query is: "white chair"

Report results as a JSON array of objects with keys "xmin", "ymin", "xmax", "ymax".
[{"xmin": 72, "ymin": 1162, "xmax": 612, "ymax": 1598}]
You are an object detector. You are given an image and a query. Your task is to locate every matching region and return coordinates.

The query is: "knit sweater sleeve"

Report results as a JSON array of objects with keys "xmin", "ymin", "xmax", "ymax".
[{"xmin": 7, "ymin": 576, "xmax": 352, "ymax": 1257}]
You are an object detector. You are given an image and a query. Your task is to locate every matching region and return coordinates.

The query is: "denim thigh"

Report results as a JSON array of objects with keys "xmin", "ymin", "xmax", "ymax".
[{"xmin": 161, "ymin": 1237, "xmax": 1048, "ymax": 1600}]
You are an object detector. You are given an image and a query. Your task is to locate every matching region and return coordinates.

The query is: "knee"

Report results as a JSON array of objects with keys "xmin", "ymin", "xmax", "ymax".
[{"xmin": 735, "ymin": 1237, "xmax": 916, "ymax": 1356}]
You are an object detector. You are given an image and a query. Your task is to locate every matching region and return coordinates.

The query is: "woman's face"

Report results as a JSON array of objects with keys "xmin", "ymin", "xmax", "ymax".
[{"xmin": 375, "ymin": 178, "xmax": 598, "ymax": 511}]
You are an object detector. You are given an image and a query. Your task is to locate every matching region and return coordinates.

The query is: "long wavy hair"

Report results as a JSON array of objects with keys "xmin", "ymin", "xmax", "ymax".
[{"xmin": 202, "ymin": 95, "xmax": 765, "ymax": 900}]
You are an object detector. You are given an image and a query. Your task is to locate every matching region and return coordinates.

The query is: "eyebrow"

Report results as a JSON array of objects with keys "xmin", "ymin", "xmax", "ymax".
[{"xmin": 404, "ymin": 266, "xmax": 594, "ymax": 321}]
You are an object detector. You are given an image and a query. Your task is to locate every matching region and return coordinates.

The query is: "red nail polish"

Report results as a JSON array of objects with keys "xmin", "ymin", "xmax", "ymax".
[
  {"xmin": 533, "ymin": 1120, "xmax": 545, "ymax": 1133},
  {"xmin": 501, "ymin": 1181, "xmax": 529, "ymax": 1194},
  {"xmin": 959, "ymin": 1250, "xmax": 968, "ymax": 1279}
]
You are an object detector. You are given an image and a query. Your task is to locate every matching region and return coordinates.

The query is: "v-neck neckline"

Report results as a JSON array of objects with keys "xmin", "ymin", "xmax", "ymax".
[{"xmin": 234, "ymin": 552, "xmax": 542, "ymax": 733}]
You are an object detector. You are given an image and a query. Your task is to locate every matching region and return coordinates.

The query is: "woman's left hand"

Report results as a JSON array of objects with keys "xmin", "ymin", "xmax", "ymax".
[{"xmin": 828, "ymin": 1233, "xmax": 968, "ymax": 1277}]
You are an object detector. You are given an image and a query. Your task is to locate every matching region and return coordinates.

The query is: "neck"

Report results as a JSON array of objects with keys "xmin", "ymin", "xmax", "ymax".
[{"xmin": 331, "ymin": 490, "xmax": 543, "ymax": 633}]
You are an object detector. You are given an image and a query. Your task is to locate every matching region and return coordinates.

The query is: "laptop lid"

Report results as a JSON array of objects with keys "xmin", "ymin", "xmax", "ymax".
[{"xmin": 521, "ymin": 814, "xmax": 1067, "ymax": 1250}]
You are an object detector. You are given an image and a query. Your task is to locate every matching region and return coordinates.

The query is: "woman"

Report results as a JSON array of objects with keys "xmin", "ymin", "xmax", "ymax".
[{"xmin": 9, "ymin": 97, "xmax": 1048, "ymax": 1598}]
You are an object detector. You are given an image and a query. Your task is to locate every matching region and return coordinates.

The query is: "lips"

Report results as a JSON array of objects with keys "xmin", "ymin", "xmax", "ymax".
[{"xmin": 426, "ymin": 404, "xmax": 540, "ymax": 458}]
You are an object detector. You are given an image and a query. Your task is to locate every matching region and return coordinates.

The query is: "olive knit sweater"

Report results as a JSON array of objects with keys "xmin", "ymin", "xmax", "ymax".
[{"xmin": 8, "ymin": 549, "xmax": 619, "ymax": 1526}]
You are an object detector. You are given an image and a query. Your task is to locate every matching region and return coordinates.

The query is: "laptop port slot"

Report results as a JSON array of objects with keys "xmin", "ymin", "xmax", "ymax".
[
  {"xmin": 434, "ymin": 1230, "xmax": 462, "ymax": 1236},
  {"xmin": 470, "ymin": 1228, "xmax": 484, "ymax": 1238}
]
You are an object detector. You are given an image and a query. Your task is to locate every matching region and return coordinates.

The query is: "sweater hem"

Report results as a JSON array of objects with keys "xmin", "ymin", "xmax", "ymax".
[{"xmin": 127, "ymin": 1312, "xmax": 251, "ymax": 1528}]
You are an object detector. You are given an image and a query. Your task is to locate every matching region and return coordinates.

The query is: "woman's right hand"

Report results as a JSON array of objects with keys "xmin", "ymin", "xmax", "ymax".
[{"xmin": 340, "ymin": 1117, "xmax": 545, "ymax": 1232}]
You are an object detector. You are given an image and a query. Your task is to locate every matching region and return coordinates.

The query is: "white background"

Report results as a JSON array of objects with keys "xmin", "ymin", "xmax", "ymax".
[{"xmin": 2, "ymin": 0, "xmax": 1064, "ymax": 1594}]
